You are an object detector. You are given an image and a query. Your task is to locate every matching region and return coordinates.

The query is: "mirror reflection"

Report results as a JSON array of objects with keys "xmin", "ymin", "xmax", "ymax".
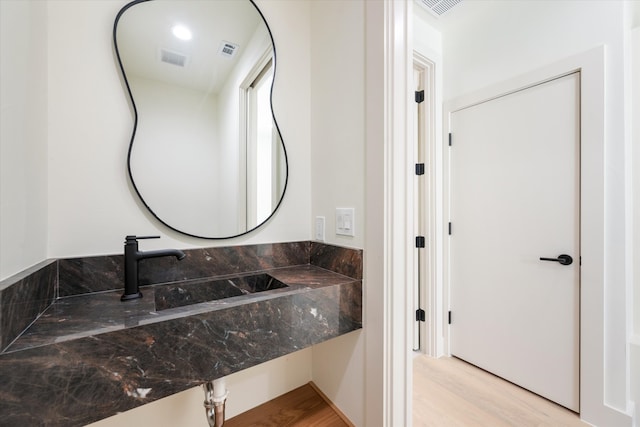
[{"xmin": 115, "ymin": 0, "xmax": 287, "ymax": 238}]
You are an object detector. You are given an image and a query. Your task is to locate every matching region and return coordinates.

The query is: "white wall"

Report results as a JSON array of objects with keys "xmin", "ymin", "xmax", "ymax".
[
  {"xmin": 0, "ymin": 0, "xmax": 48, "ymax": 281},
  {"xmin": 45, "ymin": 0, "xmax": 310, "ymax": 258},
  {"xmin": 309, "ymin": 1, "xmax": 365, "ymax": 250},
  {"xmin": 308, "ymin": 1, "xmax": 366, "ymax": 424},
  {"xmin": 127, "ymin": 76, "xmax": 223, "ymax": 236},
  {"xmin": 441, "ymin": 0, "xmax": 632, "ymax": 423},
  {"xmin": 87, "ymin": 349, "xmax": 312, "ymax": 427},
  {"xmin": 414, "ymin": 5, "xmax": 442, "ymax": 55}
]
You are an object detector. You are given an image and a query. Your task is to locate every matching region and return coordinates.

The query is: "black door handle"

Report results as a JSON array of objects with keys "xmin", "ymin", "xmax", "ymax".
[{"xmin": 539, "ymin": 254, "xmax": 573, "ymax": 266}]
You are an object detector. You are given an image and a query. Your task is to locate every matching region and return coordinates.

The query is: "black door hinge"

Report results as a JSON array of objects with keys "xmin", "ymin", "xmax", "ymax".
[
  {"xmin": 416, "ymin": 309, "xmax": 426, "ymax": 322},
  {"xmin": 415, "ymin": 90, "xmax": 425, "ymax": 104},
  {"xmin": 448, "ymin": 311, "xmax": 452, "ymax": 324},
  {"xmin": 448, "ymin": 133, "xmax": 452, "ymax": 146},
  {"xmin": 415, "ymin": 236, "xmax": 426, "ymax": 248},
  {"xmin": 415, "ymin": 163, "xmax": 425, "ymax": 175},
  {"xmin": 448, "ymin": 222, "xmax": 452, "ymax": 235}
]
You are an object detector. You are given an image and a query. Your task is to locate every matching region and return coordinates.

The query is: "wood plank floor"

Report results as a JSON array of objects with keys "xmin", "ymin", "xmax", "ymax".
[
  {"xmin": 413, "ymin": 355, "xmax": 589, "ymax": 427},
  {"xmin": 225, "ymin": 383, "xmax": 351, "ymax": 427}
]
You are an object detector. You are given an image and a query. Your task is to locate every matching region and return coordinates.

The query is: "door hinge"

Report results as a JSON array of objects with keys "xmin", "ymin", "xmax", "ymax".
[
  {"xmin": 415, "ymin": 236, "xmax": 426, "ymax": 248},
  {"xmin": 448, "ymin": 222, "xmax": 452, "ymax": 235},
  {"xmin": 415, "ymin": 163, "xmax": 425, "ymax": 175},
  {"xmin": 415, "ymin": 90, "xmax": 425, "ymax": 104},
  {"xmin": 448, "ymin": 133, "xmax": 452, "ymax": 146},
  {"xmin": 448, "ymin": 311, "xmax": 452, "ymax": 324},
  {"xmin": 416, "ymin": 309, "xmax": 426, "ymax": 322}
]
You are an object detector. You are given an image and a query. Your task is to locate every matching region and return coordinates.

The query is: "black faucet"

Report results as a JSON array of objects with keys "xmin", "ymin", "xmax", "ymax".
[{"xmin": 122, "ymin": 235, "xmax": 186, "ymax": 301}]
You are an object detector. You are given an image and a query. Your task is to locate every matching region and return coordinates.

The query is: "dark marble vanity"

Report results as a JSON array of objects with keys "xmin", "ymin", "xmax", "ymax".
[{"xmin": 0, "ymin": 241, "xmax": 362, "ymax": 426}]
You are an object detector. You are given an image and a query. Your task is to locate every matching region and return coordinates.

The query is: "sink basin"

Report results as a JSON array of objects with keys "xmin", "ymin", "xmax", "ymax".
[{"xmin": 154, "ymin": 273, "xmax": 288, "ymax": 311}]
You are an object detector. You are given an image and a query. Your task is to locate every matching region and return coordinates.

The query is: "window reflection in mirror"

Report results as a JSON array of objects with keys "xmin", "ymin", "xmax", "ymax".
[
  {"xmin": 241, "ymin": 52, "xmax": 286, "ymax": 234},
  {"xmin": 243, "ymin": 57, "xmax": 285, "ymax": 229}
]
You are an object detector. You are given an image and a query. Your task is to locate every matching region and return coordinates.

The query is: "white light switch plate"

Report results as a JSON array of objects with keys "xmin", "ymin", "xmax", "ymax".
[
  {"xmin": 335, "ymin": 208, "xmax": 355, "ymax": 236},
  {"xmin": 315, "ymin": 216, "xmax": 325, "ymax": 241}
]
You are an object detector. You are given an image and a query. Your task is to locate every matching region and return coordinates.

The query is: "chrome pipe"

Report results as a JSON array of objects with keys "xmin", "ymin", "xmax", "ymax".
[{"xmin": 203, "ymin": 379, "xmax": 228, "ymax": 427}]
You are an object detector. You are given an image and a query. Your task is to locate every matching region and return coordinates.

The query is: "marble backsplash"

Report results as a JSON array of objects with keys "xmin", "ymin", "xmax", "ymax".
[
  {"xmin": 0, "ymin": 241, "xmax": 362, "ymax": 353},
  {"xmin": 58, "ymin": 241, "xmax": 311, "ymax": 296},
  {"xmin": 310, "ymin": 241, "xmax": 363, "ymax": 280},
  {"xmin": 0, "ymin": 260, "xmax": 57, "ymax": 352}
]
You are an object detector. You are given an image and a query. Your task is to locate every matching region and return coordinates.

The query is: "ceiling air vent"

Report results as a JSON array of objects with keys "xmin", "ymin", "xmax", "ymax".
[
  {"xmin": 417, "ymin": 0, "xmax": 463, "ymax": 17},
  {"xmin": 160, "ymin": 48, "xmax": 188, "ymax": 67},
  {"xmin": 218, "ymin": 41, "xmax": 239, "ymax": 58}
]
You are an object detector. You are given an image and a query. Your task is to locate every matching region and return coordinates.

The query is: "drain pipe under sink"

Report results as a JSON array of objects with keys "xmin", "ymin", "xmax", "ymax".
[{"xmin": 203, "ymin": 378, "xmax": 228, "ymax": 427}]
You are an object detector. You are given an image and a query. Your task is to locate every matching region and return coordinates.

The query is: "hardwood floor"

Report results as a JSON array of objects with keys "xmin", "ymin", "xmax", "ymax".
[
  {"xmin": 225, "ymin": 383, "xmax": 352, "ymax": 427},
  {"xmin": 413, "ymin": 355, "xmax": 588, "ymax": 427},
  {"xmin": 226, "ymin": 356, "xmax": 587, "ymax": 426}
]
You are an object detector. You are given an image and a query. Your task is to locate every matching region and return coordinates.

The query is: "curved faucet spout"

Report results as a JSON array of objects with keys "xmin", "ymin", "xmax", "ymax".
[
  {"xmin": 121, "ymin": 235, "xmax": 186, "ymax": 301},
  {"xmin": 137, "ymin": 249, "xmax": 186, "ymax": 261}
]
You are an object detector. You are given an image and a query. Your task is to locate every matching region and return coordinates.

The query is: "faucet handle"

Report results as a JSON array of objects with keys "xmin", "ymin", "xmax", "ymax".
[{"xmin": 125, "ymin": 235, "xmax": 161, "ymax": 242}]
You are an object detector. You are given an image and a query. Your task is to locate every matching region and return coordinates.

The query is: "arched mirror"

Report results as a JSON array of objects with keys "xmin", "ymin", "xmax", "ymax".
[{"xmin": 114, "ymin": 0, "xmax": 288, "ymax": 239}]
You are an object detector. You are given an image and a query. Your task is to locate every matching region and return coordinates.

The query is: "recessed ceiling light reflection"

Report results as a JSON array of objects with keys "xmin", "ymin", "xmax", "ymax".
[{"xmin": 172, "ymin": 25, "xmax": 192, "ymax": 41}]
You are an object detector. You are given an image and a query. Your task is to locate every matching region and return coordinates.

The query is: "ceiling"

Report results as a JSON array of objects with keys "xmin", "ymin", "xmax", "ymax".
[{"xmin": 116, "ymin": 0, "xmax": 263, "ymax": 94}]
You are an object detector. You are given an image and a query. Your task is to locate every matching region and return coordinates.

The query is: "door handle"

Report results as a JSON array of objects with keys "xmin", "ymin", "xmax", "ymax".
[{"xmin": 539, "ymin": 254, "xmax": 573, "ymax": 266}]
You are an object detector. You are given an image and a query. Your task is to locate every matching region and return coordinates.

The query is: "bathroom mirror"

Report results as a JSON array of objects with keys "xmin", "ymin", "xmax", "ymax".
[{"xmin": 114, "ymin": 0, "xmax": 288, "ymax": 239}]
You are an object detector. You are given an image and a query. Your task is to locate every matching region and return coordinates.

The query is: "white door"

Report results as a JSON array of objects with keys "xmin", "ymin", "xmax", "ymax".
[{"xmin": 450, "ymin": 72, "xmax": 580, "ymax": 411}]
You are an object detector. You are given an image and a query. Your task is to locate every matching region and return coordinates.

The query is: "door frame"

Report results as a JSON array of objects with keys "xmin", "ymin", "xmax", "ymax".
[
  {"xmin": 413, "ymin": 52, "xmax": 442, "ymax": 357},
  {"xmin": 442, "ymin": 46, "xmax": 622, "ymax": 425},
  {"xmin": 364, "ymin": 1, "xmax": 413, "ymax": 425}
]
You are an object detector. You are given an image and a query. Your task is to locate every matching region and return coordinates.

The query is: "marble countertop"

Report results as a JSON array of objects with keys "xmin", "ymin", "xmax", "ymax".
[
  {"xmin": 0, "ymin": 264, "xmax": 362, "ymax": 426},
  {"xmin": 5, "ymin": 265, "xmax": 352, "ymax": 353}
]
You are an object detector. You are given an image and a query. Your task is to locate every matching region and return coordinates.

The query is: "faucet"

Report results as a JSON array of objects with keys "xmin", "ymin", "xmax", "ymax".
[{"xmin": 122, "ymin": 235, "xmax": 186, "ymax": 301}]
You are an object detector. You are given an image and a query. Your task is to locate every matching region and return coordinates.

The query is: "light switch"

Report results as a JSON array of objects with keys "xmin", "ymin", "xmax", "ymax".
[
  {"xmin": 335, "ymin": 208, "xmax": 355, "ymax": 237},
  {"xmin": 315, "ymin": 216, "xmax": 325, "ymax": 241}
]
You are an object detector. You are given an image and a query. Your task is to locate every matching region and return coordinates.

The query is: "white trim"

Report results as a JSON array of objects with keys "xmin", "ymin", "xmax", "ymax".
[
  {"xmin": 443, "ymin": 46, "xmax": 631, "ymax": 427},
  {"xmin": 239, "ymin": 47, "xmax": 274, "ymax": 91},
  {"xmin": 239, "ymin": 47, "xmax": 274, "ymax": 230},
  {"xmin": 364, "ymin": 0, "xmax": 413, "ymax": 425},
  {"xmin": 413, "ymin": 52, "xmax": 441, "ymax": 358},
  {"xmin": 630, "ymin": 26, "xmax": 640, "ymax": 427},
  {"xmin": 364, "ymin": 1, "xmax": 387, "ymax": 425},
  {"xmin": 387, "ymin": 0, "xmax": 413, "ymax": 425}
]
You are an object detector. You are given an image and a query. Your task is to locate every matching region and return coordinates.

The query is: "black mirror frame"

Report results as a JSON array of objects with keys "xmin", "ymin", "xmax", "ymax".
[{"xmin": 113, "ymin": 0, "xmax": 289, "ymax": 239}]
